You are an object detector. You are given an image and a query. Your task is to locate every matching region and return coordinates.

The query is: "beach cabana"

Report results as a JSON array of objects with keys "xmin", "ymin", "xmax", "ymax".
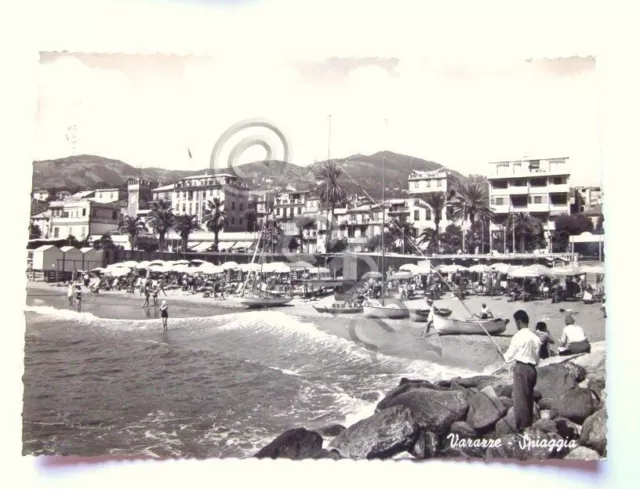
[
  {"xmin": 469, "ymin": 264, "xmax": 492, "ymax": 273},
  {"xmin": 80, "ymin": 247, "xmax": 104, "ymax": 271},
  {"xmin": 60, "ymin": 246, "xmax": 83, "ymax": 272},
  {"xmin": 399, "ymin": 263, "xmax": 418, "ymax": 272},
  {"xmin": 510, "ymin": 264, "xmax": 551, "ymax": 278},
  {"xmin": 31, "ymin": 244, "xmax": 64, "ymax": 271},
  {"xmin": 222, "ymin": 261, "xmax": 239, "ymax": 271}
]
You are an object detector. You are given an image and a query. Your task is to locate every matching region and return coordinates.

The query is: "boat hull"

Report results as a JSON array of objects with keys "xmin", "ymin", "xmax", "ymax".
[
  {"xmin": 313, "ymin": 305, "xmax": 363, "ymax": 314},
  {"xmin": 432, "ymin": 315, "xmax": 507, "ymax": 336},
  {"xmin": 362, "ymin": 304, "xmax": 410, "ymax": 319},
  {"xmin": 410, "ymin": 307, "xmax": 453, "ymax": 322},
  {"xmin": 242, "ymin": 297, "xmax": 293, "ymax": 308}
]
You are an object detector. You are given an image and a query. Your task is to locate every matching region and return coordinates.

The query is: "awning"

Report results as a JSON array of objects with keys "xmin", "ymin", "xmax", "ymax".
[
  {"xmin": 189, "ymin": 242, "xmax": 211, "ymax": 252},
  {"xmin": 232, "ymin": 241, "xmax": 254, "ymax": 249},
  {"xmin": 217, "ymin": 242, "xmax": 236, "ymax": 251}
]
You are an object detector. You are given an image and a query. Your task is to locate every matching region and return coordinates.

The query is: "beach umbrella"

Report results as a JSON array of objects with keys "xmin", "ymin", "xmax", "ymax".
[
  {"xmin": 414, "ymin": 264, "xmax": 433, "ymax": 275},
  {"xmin": 581, "ymin": 264, "xmax": 605, "ymax": 274},
  {"xmin": 389, "ymin": 271, "xmax": 413, "ymax": 281},
  {"xmin": 492, "ymin": 263, "xmax": 520, "ymax": 274},
  {"xmin": 240, "ymin": 263, "xmax": 262, "ymax": 272},
  {"xmin": 107, "ymin": 267, "xmax": 130, "ymax": 277},
  {"xmin": 469, "ymin": 264, "xmax": 493, "ymax": 273},
  {"xmin": 149, "ymin": 260, "xmax": 165, "ymax": 266},
  {"xmin": 362, "ymin": 271, "xmax": 383, "ymax": 279},
  {"xmin": 91, "ymin": 267, "xmax": 105, "ymax": 272},
  {"xmin": 289, "ymin": 260, "xmax": 314, "ymax": 270},
  {"xmin": 550, "ymin": 266, "xmax": 584, "ymax": 277},
  {"xmin": 416, "ymin": 260, "xmax": 431, "ymax": 268},
  {"xmin": 263, "ymin": 262, "xmax": 291, "ymax": 274},
  {"xmin": 122, "ymin": 260, "xmax": 138, "ymax": 268},
  {"xmin": 174, "ymin": 259, "xmax": 190, "ymax": 265},
  {"xmin": 510, "ymin": 264, "xmax": 551, "ymax": 278},
  {"xmin": 309, "ymin": 267, "xmax": 330, "ymax": 275},
  {"xmin": 399, "ymin": 263, "xmax": 418, "ymax": 272},
  {"xmin": 190, "ymin": 259, "xmax": 206, "ymax": 265},
  {"xmin": 199, "ymin": 262, "xmax": 224, "ymax": 274},
  {"xmin": 439, "ymin": 264, "xmax": 468, "ymax": 273},
  {"xmin": 221, "ymin": 261, "xmax": 239, "ymax": 271},
  {"xmin": 137, "ymin": 261, "xmax": 151, "ymax": 269},
  {"xmin": 171, "ymin": 264, "xmax": 191, "ymax": 274}
]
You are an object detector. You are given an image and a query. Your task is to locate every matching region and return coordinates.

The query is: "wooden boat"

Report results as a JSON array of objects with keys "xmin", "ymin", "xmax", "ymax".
[
  {"xmin": 242, "ymin": 296, "xmax": 293, "ymax": 308},
  {"xmin": 432, "ymin": 315, "xmax": 508, "ymax": 336},
  {"xmin": 410, "ymin": 307, "xmax": 453, "ymax": 322},
  {"xmin": 313, "ymin": 304, "xmax": 363, "ymax": 314},
  {"xmin": 362, "ymin": 300, "xmax": 410, "ymax": 319}
]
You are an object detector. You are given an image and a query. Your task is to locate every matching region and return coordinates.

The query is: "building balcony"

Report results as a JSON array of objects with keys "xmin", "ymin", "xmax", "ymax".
[
  {"xmin": 550, "ymin": 203, "xmax": 570, "ymax": 211},
  {"xmin": 528, "ymin": 203, "xmax": 550, "ymax": 213},
  {"xmin": 491, "ymin": 204, "xmax": 511, "ymax": 214},
  {"xmin": 490, "ymin": 187, "xmax": 511, "ymax": 196},
  {"xmin": 548, "ymin": 184, "xmax": 570, "ymax": 193},
  {"xmin": 511, "ymin": 204, "xmax": 529, "ymax": 213},
  {"xmin": 507, "ymin": 186, "xmax": 529, "ymax": 195}
]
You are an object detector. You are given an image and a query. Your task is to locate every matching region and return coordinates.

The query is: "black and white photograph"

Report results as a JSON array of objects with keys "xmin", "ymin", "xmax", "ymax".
[{"xmin": 23, "ymin": 53, "xmax": 606, "ymax": 462}]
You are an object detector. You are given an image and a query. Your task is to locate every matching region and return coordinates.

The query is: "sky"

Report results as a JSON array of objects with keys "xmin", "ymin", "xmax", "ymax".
[{"xmin": 34, "ymin": 52, "xmax": 601, "ymax": 187}]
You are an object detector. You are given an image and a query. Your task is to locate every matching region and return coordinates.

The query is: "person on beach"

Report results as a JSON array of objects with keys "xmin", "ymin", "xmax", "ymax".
[
  {"xmin": 160, "ymin": 300, "xmax": 169, "ymax": 331},
  {"xmin": 420, "ymin": 299, "xmax": 436, "ymax": 338},
  {"xmin": 478, "ymin": 303, "xmax": 494, "ymax": 320},
  {"xmin": 559, "ymin": 314, "xmax": 591, "ymax": 355},
  {"xmin": 143, "ymin": 286, "xmax": 151, "ymax": 308},
  {"xmin": 75, "ymin": 284, "xmax": 83, "ymax": 312},
  {"xmin": 501, "ymin": 309, "xmax": 541, "ymax": 432},
  {"xmin": 152, "ymin": 285, "xmax": 159, "ymax": 308},
  {"xmin": 535, "ymin": 321, "xmax": 555, "ymax": 359},
  {"xmin": 67, "ymin": 282, "xmax": 75, "ymax": 306}
]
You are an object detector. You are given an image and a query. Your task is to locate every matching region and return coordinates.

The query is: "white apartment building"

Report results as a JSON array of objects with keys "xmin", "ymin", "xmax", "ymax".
[
  {"xmin": 488, "ymin": 157, "xmax": 572, "ymax": 233},
  {"xmin": 575, "ymin": 186, "xmax": 603, "ymax": 212},
  {"xmin": 150, "ymin": 173, "xmax": 250, "ymax": 232},
  {"xmin": 407, "ymin": 168, "xmax": 452, "ymax": 195},
  {"xmin": 406, "ymin": 169, "xmax": 457, "ymax": 236},
  {"xmin": 93, "ymin": 188, "xmax": 122, "ymax": 203},
  {"xmin": 44, "ymin": 200, "xmax": 121, "ymax": 240}
]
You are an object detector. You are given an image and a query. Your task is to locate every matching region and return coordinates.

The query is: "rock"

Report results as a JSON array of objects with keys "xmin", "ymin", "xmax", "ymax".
[
  {"xmin": 381, "ymin": 388, "xmax": 469, "ymax": 434},
  {"xmin": 254, "ymin": 428, "xmax": 325, "ymax": 460},
  {"xmin": 554, "ymin": 417, "xmax": 582, "ymax": 440},
  {"xmin": 499, "ymin": 397, "xmax": 513, "ymax": 410},
  {"xmin": 438, "ymin": 375, "xmax": 498, "ymax": 389},
  {"xmin": 409, "ymin": 431, "xmax": 439, "ymax": 459},
  {"xmin": 540, "ymin": 409, "xmax": 552, "ymax": 420},
  {"xmin": 548, "ymin": 387, "xmax": 595, "ymax": 424},
  {"xmin": 485, "ymin": 379, "xmax": 513, "ymax": 398},
  {"xmin": 536, "ymin": 364, "xmax": 578, "ymax": 400},
  {"xmin": 317, "ymin": 424, "xmax": 346, "ymax": 437},
  {"xmin": 465, "ymin": 385, "xmax": 508, "ymax": 431},
  {"xmin": 579, "ymin": 408, "xmax": 607, "ymax": 456},
  {"xmin": 377, "ymin": 379, "xmax": 454, "ymax": 410},
  {"xmin": 531, "ymin": 418, "xmax": 557, "ymax": 433},
  {"xmin": 329, "ymin": 406, "xmax": 420, "ymax": 460},
  {"xmin": 486, "ymin": 428, "xmax": 572, "ymax": 460},
  {"xmin": 565, "ymin": 362, "xmax": 587, "ymax": 383},
  {"xmin": 587, "ymin": 369, "xmax": 606, "ymax": 398},
  {"xmin": 564, "ymin": 446, "xmax": 601, "ymax": 460},
  {"xmin": 494, "ymin": 405, "xmax": 541, "ymax": 436},
  {"xmin": 311, "ymin": 449, "xmax": 343, "ymax": 460},
  {"xmin": 449, "ymin": 421, "xmax": 478, "ymax": 437}
]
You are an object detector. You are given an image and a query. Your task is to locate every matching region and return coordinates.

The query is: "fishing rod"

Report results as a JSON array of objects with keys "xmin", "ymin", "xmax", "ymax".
[{"xmin": 336, "ymin": 164, "xmax": 506, "ymax": 359}]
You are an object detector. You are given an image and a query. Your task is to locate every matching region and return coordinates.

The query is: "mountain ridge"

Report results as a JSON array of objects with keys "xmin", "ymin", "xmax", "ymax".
[{"xmin": 31, "ymin": 152, "xmax": 468, "ymax": 199}]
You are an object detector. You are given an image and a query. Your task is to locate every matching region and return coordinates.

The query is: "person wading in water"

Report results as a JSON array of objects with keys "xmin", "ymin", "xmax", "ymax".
[{"xmin": 160, "ymin": 300, "xmax": 169, "ymax": 331}]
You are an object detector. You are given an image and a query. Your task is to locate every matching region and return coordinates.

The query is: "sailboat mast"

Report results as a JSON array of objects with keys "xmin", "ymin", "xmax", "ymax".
[{"xmin": 381, "ymin": 154, "xmax": 386, "ymax": 305}]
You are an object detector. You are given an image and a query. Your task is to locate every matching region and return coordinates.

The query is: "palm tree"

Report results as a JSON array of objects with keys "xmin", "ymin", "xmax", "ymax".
[
  {"xmin": 202, "ymin": 198, "xmax": 227, "ymax": 251},
  {"xmin": 510, "ymin": 213, "xmax": 544, "ymax": 252},
  {"xmin": 417, "ymin": 227, "xmax": 437, "ymax": 253},
  {"xmin": 296, "ymin": 215, "xmax": 316, "ymax": 253},
  {"xmin": 420, "ymin": 192, "xmax": 447, "ymax": 254},
  {"xmin": 119, "ymin": 215, "xmax": 147, "ymax": 250},
  {"xmin": 387, "ymin": 219, "xmax": 415, "ymax": 254},
  {"xmin": 450, "ymin": 181, "xmax": 494, "ymax": 253},
  {"xmin": 147, "ymin": 200, "xmax": 175, "ymax": 251},
  {"xmin": 315, "ymin": 160, "xmax": 347, "ymax": 252},
  {"xmin": 174, "ymin": 214, "xmax": 200, "ymax": 252},
  {"xmin": 93, "ymin": 233, "xmax": 116, "ymax": 251},
  {"xmin": 262, "ymin": 216, "xmax": 283, "ymax": 254}
]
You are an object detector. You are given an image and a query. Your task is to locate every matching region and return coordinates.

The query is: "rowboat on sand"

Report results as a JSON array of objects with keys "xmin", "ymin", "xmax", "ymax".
[
  {"xmin": 409, "ymin": 307, "xmax": 453, "ymax": 322},
  {"xmin": 314, "ymin": 303, "xmax": 363, "ymax": 314},
  {"xmin": 362, "ymin": 299, "xmax": 410, "ymax": 319},
  {"xmin": 241, "ymin": 296, "xmax": 293, "ymax": 308},
  {"xmin": 432, "ymin": 315, "xmax": 508, "ymax": 336}
]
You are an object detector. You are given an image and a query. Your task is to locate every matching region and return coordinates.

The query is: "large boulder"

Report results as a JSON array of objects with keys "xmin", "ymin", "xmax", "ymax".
[
  {"xmin": 536, "ymin": 364, "xmax": 578, "ymax": 400},
  {"xmin": 546, "ymin": 387, "xmax": 596, "ymax": 424},
  {"xmin": 494, "ymin": 405, "xmax": 541, "ymax": 435},
  {"xmin": 564, "ymin": 362, "xmax": 587, "ymax": 383},
  {"xmin": 449, "ymin": 421, "xmax": 478, "ymax": 437},
  {"xmin": 531, "ymin": 417, "xmax": 581, "ymax": 440},
  {"xmin": 486, "ymin": 428, "xmax": 572, "ymax": 460},
  {"xmin": 317, "ymin": 424, "xmax": 346, "ymax": 437},
  {"xmin": 499, "ymin": 397, "xmax": 514, "ymax": 410},
  {"xmin": 437, "ymin": 375, "xmax": 499, "ymax": 389},
  {"xmin": 377, "ymin": 378, "xmax": 456, "ymax": 411},
  {"xmin": 481, "ymin": 379, "xmax": 512, "ymax": 398},
  {"xmin": 564, "ymin": 446, "xmax": 601, "ymax": 461},
  {"xmin": 579, "ymin": 408, "xmax": 607, "ymax": 457},
  {"xmin": 329, "ymin": 406, "xmax": 420, "ymax": 459},
  {"xmin": 587, "ymin": 369, "xmax": 606, "ymax": 399},
  {"xmin": 465, "ymin": 385, "xmax": 508, "ymax": 432},
  {"xmin": 409, "ymin": 431, "xmax": 439, "ymax": 459},
  {"xmin": 380, "ymin": 388, "xmax": 469, "ymax": 434},
  {"xmin": 254, "ymin": 428, "xmax": 326, "ymax": 460}
]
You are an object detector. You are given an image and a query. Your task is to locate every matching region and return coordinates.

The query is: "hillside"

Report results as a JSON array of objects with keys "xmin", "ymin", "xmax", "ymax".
[{"xmin": 31, "ymin": 152, "xmax": 469, "ymax": 198}]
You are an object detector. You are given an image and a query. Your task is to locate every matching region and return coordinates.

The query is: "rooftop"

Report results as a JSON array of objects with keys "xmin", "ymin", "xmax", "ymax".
[
  {"xmin": 489, "ymin": 156, "xmax": 570, "ymax": 164},
  {"xmin": 152, "ymin": 183, "xmax": 176, "ymax": 192}
]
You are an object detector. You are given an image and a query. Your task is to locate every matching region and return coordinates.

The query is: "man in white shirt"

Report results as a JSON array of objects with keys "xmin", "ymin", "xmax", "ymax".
[
  {"xmin": 479, "ymin": 303, "xmax": 493, "ymax": 320},
  {"xmin": 501, "ymin": 309, "xmax": 541, "ymax": 431},
  {"xmin": 559, "ymin": 314, "xmax": 591, "ymax": 355}
]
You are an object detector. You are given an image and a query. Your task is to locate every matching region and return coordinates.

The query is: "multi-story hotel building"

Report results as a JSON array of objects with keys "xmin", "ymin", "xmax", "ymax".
[
  {"xmin": 150, "ymin": 172, "xmax": 250, "ymax": 232},
  {"xmin": 43, "ymin": 200, "xmax": 121, "ymax": 240},
  {"xmin": 406, "ymin": 169, "xmax": 456, "ymax": 236},
  {"xmin": 93, "ymin": 188, "xmax": 122, "ymax": 204},
  {"xmin": 488, "ymin": 157, "xmax": 572, "ymax": 234}
]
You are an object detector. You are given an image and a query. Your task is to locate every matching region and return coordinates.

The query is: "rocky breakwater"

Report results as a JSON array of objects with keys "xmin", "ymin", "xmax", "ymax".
[{"xmin": 254, "ymin": 349, "xmax": 607, "ymax": 461}]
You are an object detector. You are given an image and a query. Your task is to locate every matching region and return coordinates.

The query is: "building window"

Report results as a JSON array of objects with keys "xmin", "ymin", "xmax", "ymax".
[
  {"xmin": 195, "ymin": 203, "xmax": 199, "ymax": 213},
  {"xmin": 413, "ymin": 210, "xmax": 420, "ymax": 221},
  {"xmin": 231, "ymin": 216, "xmax": 235, "ymax": 225},
  {"xmin": 112, "ymin": 211, "xmax": 117, "ymax": 219},
  {"xmin": 425, "ymin": 208, "xmax": 432, "ymax": 220},
  {"xmin": 182, "ymin": 204, "xmax": 186, "ymax": 212},
  {"xmin": 494, "ymin": 197, "xmax": 504, "ymax": 206},
  {"xmin": 426, "ymin": 180, "xmax": 431, "ymax": 187},
  {"xmin": 53, "ymin": 227, "xmax": 59, "ymax": 238},
  {"xmin": 82, "ymin": 208, "xmax": 86, "ymax": 216},
  {"xmin": 297, "ymin": 207, "xmax": 301, "ymax": 215},
  {"xmin": 239, "ymin": 218, "xmax": 243, "ymax": 225},
  {"xmin": 276, "ymin": 208, "xmax": 280, "ymax": 216},
  {"xmin": 202, "ymin": 191, "xmax": 206, "ymax": 199},
  {"xmin": 239, "ymin": 203, "xmax": 244, "ymax": 211},
  {"xmin": 437, "ymin": 180, "xmax": 442, "ymax": 187}
]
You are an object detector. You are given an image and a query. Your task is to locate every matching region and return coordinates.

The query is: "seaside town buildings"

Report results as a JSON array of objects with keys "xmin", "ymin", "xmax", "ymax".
[{"xmin": 30, "ymin": 154, "xmax": 600, "ymax": 254}]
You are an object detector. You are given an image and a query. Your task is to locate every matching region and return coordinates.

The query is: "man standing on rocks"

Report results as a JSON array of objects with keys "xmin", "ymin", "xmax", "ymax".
[{"xmin": 501, "ymin": 309, "xmax": 541, "ymax": 431}]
